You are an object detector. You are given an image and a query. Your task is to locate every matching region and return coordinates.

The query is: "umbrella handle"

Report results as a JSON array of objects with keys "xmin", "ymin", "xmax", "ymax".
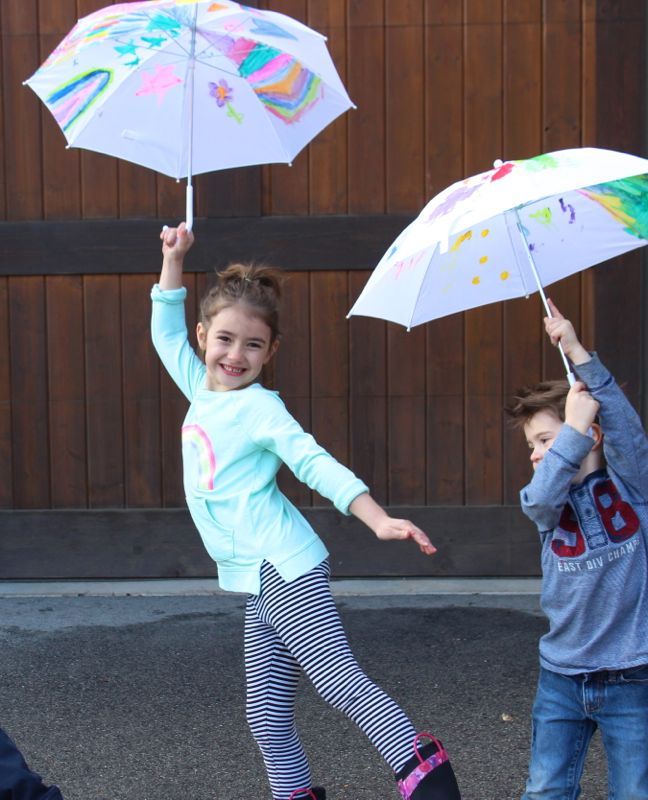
[{"xmin": 186, "ymin": 185, "xmax": 194, "ymax": 232}]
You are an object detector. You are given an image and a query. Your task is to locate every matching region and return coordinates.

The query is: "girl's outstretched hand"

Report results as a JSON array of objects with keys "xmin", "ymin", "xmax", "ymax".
[
  {"xmin": 374, "ymin": 517, "xmax": 437, "ymax": 556},
  {"xmin": 349, "ymin": 492, "xmax": 437, "ymax": 556}
]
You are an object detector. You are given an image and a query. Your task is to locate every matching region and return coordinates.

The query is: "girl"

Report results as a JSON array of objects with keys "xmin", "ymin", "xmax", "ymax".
[{"xmin": 151, "ymin": 223, "xmax": 461, "ymax": 800}]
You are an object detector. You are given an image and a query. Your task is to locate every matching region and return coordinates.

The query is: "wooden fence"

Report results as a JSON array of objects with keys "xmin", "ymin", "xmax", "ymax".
[{"xmin": 0, "ymin": 0, "xmax": 645, "ymax": 578}]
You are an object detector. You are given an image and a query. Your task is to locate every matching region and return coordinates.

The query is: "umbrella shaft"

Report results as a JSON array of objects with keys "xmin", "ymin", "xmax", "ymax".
[{"xmin": 514, "ymin": 209, "xmax": 575, "ymax": 385}]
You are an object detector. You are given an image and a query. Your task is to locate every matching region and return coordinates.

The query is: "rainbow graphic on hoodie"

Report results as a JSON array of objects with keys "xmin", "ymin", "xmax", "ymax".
[{"xmin": 182, "ymin": 424, "xmax": 217, "ymax": 491}]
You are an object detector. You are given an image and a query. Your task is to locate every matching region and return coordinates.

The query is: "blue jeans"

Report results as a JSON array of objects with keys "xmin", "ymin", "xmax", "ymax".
[
  {"xmin": 522, "ymin": 665, "xmax": 648, "ymax": 800},
  {"xmin": 0, "ymin": 727, "xmax": 64, "ymax": 800}
]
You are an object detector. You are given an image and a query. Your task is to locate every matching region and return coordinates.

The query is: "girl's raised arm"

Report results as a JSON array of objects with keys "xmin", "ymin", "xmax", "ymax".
[{"xmin": 159, "ymin": 222, "xmax": 194, "ymax": 289}]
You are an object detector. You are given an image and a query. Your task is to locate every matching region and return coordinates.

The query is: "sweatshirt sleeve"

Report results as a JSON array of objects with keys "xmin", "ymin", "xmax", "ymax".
[
  {"xmin": 245, "ymin": 390, "xmax": 369, "ymax": 515},
  {"xmin": 520, "ymin": 425, "xmax": 594, "ymax": 532},
  {"xmin": 150, "ymin": 284, "xmax": 205, "ymax": 402},
  {"xmin": 573, "ymin": 353, "xmax": 648, "ymax": 497}
]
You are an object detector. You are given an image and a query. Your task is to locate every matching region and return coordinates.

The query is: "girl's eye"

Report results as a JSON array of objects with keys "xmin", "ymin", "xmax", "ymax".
[{"xmin": 217, "ymin": 335, "xmax": 230, "ymax": 343}]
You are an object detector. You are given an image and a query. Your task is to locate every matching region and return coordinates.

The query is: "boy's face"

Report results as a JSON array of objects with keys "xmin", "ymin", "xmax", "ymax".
[{"xmin": 523, "ymin": 410, "xmax": 563, "ymax": 470}]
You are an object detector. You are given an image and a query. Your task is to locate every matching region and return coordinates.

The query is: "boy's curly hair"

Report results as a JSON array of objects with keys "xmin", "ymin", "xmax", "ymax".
[{"xmin": 505, "ymin": 380, "xmax": 570, "ymax": 429}]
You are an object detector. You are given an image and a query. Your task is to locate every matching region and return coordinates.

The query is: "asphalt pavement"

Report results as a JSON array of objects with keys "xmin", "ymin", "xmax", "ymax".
[{"xmin": 0, "ymin": 579, "xmax": 608, "ymax": 800}]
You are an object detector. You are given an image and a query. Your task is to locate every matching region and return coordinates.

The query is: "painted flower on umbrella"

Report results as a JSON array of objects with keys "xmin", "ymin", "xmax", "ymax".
[
  {"xmin": 209, "ymin": 78, "xmax": 233, "ymax": 107},
  {"xmin": 209, "ymin": 78, "xmax": 243, "ymax": 123}
]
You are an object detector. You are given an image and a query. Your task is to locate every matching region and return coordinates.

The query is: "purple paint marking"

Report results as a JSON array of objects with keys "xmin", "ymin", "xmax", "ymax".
[
  {"xmin": 424, "ymin": 183, "xmax": 481, "ymax": 224},
  {"xmin": 558, "ymin": 197, "xmax": 576, "ymax": 223}
]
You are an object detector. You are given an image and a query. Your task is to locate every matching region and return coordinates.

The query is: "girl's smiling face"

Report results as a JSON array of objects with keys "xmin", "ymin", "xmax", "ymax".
[{"xmin": 197, "ymin": 303, "xmax": 278, "ymax": 392}]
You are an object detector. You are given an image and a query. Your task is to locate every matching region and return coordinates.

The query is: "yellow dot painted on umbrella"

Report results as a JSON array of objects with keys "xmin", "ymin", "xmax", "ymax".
[
  {"xmin": 481, "ymin": 229, "xmax": 489, "ymax": 237},
  {"xmin": 479, "ymin": 256, "xmax": 488, "ymax": 264},
  {"xmin": 450, "ymin": 230, "xmax": 473, "ymax": 252},
  {"xmin": 500, "ymin": 271, "xmax": 510, "ymax": 280},
  {"xmin": 472, "ymin": 276, "xmax": 481, "ymax": 285}
]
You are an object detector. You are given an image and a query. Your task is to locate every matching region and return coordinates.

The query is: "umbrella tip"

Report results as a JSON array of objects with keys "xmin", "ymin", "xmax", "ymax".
[{"xmin": 493, "ymin": 158, "xmax": 504, "ymax": 168}]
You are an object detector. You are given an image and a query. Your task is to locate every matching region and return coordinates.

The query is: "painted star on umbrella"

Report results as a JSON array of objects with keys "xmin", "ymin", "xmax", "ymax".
[
  {"xmin": 146, "ymin": 13, "xmax": 182, "ymax": 36},
  {"xmin": 114, "ymin": 40, "xmax": 139, "ymax": 59},
  {"xmin": 136, "ymin": 63, "xmax": 182, "ymax": 105},
  {"xmin": 141, "ymin": 34, "xmax": 166, "ymax": 49}
]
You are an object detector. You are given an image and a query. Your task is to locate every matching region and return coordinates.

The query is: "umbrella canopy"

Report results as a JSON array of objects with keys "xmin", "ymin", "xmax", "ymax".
[
  {"xmin": 25, "ymin": 0, "xmax": 353, "ymax": 226},
  {"xmin": 348, "ymin": 148, "xmax": 648, "ymax": 332}
]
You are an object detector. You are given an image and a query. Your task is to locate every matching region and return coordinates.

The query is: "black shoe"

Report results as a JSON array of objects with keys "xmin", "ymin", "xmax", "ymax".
[
  {"xmin": 395, "ymin": 734, "xmax": 461, "ymax": 799},
  {"xmin": 289, "ymin": 787, "xmax": 326, "ymax": 800}
]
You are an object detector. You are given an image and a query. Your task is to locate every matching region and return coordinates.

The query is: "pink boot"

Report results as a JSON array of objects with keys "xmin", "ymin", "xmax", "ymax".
[
  {"xmin": 395, "ymin": 733, "xmax": 461, "ymax": 799},
  {"xmin": 288, "ymin": 787, "xmax": 326, "ymax": 800}
]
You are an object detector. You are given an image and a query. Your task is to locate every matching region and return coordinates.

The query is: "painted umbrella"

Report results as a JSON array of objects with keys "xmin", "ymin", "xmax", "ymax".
[
  {"xmin": 24, "ymin": 0, "xmax": 353, "ymax": 229},
  {"xmin": 347, "ymin": 147, "xmax": 648, "ymax": 381}
]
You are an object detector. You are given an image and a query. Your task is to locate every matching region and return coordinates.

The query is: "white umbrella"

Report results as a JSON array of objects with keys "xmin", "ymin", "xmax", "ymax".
[
  {"xmin": 25, "ymin": 0, "xmax": 353, "ymax": 229},
  {"xmin": 348, "ymin": 147, "xmax": 648, "ymax": 381}
]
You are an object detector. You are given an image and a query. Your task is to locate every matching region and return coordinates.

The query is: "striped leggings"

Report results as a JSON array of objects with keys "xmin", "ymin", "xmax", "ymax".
[{"xmin": 245, "ymin": 559, "xmax": 418, "ymax": 800}]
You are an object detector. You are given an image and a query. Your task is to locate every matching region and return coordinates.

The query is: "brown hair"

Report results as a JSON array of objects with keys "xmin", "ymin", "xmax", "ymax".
[
  {"xmin": 199, "ymin": 262, "xmax": 282, "ymax": 342},
  {"xmin": 505, "ymin": 379, "xmax": 570, "ymax": 428}
]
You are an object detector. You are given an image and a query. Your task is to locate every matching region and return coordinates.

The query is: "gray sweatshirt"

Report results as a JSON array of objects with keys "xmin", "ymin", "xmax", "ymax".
[{"xmin": 520, "ymin": 354, "xmax": 648, "ymax": 674}]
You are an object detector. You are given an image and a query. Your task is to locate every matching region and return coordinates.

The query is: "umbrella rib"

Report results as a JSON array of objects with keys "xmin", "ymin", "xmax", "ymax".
[{"xmin": 406, "ymin": 243, "xmax": 440, "ymax": 331}]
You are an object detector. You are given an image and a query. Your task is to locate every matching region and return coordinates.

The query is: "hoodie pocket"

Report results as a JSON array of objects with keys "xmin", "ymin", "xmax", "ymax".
[{"xmin": 189, "ymin": 499, "xmax": 235, "ymax": 560}]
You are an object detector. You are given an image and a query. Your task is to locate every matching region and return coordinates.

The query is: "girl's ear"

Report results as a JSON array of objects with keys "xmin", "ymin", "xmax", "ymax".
[
  {"xmin": 590, "ymin": 422, "xmax": 603, "ymax": 450},
  {"xmin": 196, "ymin": 322, "xmax": 207, "ymax": 351},
  {"xmin": 264, "ymin": 338, "xmax": 280, "ymax": 364}
]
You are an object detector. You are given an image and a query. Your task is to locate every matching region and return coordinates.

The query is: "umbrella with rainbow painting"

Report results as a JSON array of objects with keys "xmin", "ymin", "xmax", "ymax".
[
  {"xmin": 24, "ymin": 0, "xmax": 353, "ymax": 229},
  {"xmin": 348, "ymin": 147, "xmax": 648, "ymax": 382}
]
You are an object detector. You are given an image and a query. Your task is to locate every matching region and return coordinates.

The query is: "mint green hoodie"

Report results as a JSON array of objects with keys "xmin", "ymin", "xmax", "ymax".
[{"xmin": 151, "ymin": 285, "xmax": 368, "ymax": 594}]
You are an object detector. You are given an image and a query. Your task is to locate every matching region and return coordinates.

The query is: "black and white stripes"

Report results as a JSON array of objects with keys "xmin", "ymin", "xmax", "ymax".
[{"xmin": 244, "ymin": 560, "xmax": 417, "ymax": 800}]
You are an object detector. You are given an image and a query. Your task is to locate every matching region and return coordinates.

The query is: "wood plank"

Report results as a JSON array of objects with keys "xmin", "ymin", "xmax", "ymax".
[
  {"xmin": 156, "ymin": 174, "xmax": 186, "ymax": 225},
  {"xmin": 465, "ymin": 305, "xmax": 503, "ymax": 505},
  {"xmin": 3, "ymin": 0, "xmax": 43, "ymax": 220},
  {"xmin": 347, "ymin": 0, "xmax": 385, "ymax": 213},
  {"xmin": 121, "ymin": 274, "xmax": 162, "ymax": 507},
  {"xmin": 77, "ymin": 0, "xmax": 119, "ymax": 218},
  {"xmin": 0, "ymin": 10, "xmax": 7, "ymax": 219},
  {"xmin": 308, "ymin": 0, "xmax": 349, "ymax": 215},
  {"xmin": 0, "ymin": 506, "xmax": 541, "ymax": 579},
  {"xmin": 273, "ymin": 271, "xmax": 312, "ymax": 506},
  {"xmin": 195, "ymin": 167, "xmax": 262, "ymax": 219},
  {"xmin": 37, "ymin": 1, "xmax": 81, "ymax": 219},
  {"xmin": 119, "ymin": 163, "xmax": 157, "ymax": 219},
  {"xmin": 542, "ymin": 0, "xmax": 582, "ymax": 152},
  {"xmin": 46, "ymin": 276, "xmax": 88, "ymax": 506},
  {"xmin": 8, "ymin": 277, "xmax": 50, "ymax": 507},
  {"xmin": 264, "ymin": 0, "xmax": 309, "ymax": 215},
  {"xmin": 464, "ymin": 0, "xmax": 503, "ymax": 174},
  {"xmin": 310, "ymin": 271, "xmax": 349, "ymax": 505},
  {"xmin": 84, "ymin": 275, "xmax": 125, "ymax": 507},
  {"xmin": 0, "ymin": 279, "xmax": 12, "ymax": 506},
  {"xmin": 0, "ymin": 216, "xmax": 416, "ymax": 275},
  {"xmin": 424, "ymin": 0, "xmax": 464, "ymax": 197},
  {"xmin": 502, "ymin": 0, "xmax": 542, "ymax": 159},
  {"xmin": 426, "ymin": 313, "xmax": 465, "ymax": 505},
  {"xmin": 348, "ymin": 270, "xmax": 388, "ymax": 504},
  {"xmin": 387, "ymin": 321, "xmax": 427, "ymax": 505},
  {"xmin": 385, "ymin": 0, "xmax": 426, "ymax": 212}
]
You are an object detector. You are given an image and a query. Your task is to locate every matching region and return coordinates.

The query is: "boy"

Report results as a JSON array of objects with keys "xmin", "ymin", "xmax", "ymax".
[{"xmin": 506, "ymin": 298, "xmax": 648, "ymax": 799}]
